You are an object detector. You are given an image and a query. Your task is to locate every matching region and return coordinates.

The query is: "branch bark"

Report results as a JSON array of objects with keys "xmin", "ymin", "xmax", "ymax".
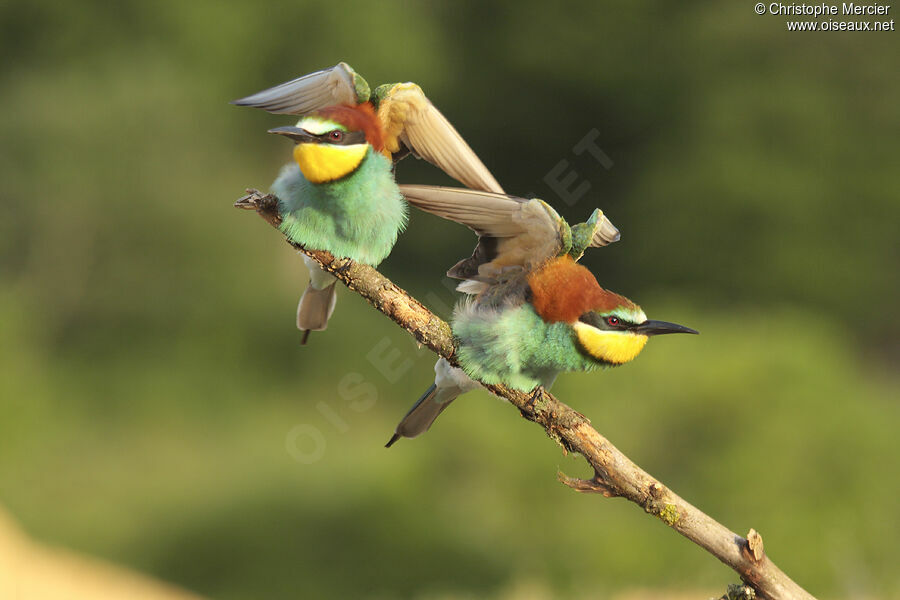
[{"xmin": 236, "ymin": 190, "xmax": 817, "ymax": 600}]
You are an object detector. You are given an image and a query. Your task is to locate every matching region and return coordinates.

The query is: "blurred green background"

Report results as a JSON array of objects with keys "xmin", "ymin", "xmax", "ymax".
[{"xmin": 1, "ymin": 1, "xmax": 898, "ymax": 598}]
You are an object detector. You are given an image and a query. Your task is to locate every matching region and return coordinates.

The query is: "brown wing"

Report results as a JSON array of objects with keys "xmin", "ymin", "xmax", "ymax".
[
  {"xmin": 398, "ymin": 185, "xmax": 564, "ymax": 282},
  {"xmin": 231, "ymin": 62, "xmax": 367, "ymax": 114},
  {"xmin": 379, "ymin": 84, "xmax": 503, "ymax": 194}
]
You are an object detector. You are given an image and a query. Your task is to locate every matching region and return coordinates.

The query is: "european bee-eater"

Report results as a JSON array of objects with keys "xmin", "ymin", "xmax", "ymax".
[
  {"xmin": 386, "ymin": 186, "xmax": 697, "ymax": 447},
  {"xmin": 233, "ymin": 63, "xmax": 502, "ymax": 343}
]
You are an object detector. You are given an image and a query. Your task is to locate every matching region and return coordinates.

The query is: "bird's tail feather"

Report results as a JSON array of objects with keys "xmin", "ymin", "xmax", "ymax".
[
  {"xmin": 385, "ymin": 383, "xmax": 460, "ymax": 447},
  {"xmin": 296, "ymin": 281, "xmax": 337, "ymax": 343}
]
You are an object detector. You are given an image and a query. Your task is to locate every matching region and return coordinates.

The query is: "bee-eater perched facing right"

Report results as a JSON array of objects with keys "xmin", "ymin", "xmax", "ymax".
[
  {"xmin": 386, "ymin": 186, "xmax": 698, "ymax": 447},
  {"xmin": 234, "ymin": 63, "xmax": 502, "ymax": 343}
]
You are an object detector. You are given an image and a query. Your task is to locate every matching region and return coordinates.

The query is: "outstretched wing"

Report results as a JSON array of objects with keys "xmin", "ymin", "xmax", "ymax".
[
  {"xmin": 231, "ymin": 62, "xmax": 369, "ymax": 114},
  {"xmin": 233, "ymin": 66, "xmax": 501, "ymax": 193},
  {"xmin": 378, "ymin": 84, "xmax": 503, "ymax": 194},
  {"xmin": 399, "ymin": 185, "xmax": 564, "ymax": 282}
]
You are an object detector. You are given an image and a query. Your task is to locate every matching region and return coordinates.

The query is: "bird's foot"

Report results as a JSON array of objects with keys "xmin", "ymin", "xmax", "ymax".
[
  {"xmin": 332, "ymin": 259, "xmax": 353, "ymax": 275},
  {"xmin": 524, "ymin": 386, "xmax": 546, "ymax": 413}
]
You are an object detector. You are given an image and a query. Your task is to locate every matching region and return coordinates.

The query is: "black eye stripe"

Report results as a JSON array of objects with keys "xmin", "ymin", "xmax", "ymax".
[
  {"xmin": 578, "ymin": 313, "xmax": 603, "ymax": 328},
  {"xmin": 579, "ymin": 312, "xmax": 634, "ymax": 330},
  {"xmin": 315, "ymin": 130, "xmax": 367, "ymax": 145}
]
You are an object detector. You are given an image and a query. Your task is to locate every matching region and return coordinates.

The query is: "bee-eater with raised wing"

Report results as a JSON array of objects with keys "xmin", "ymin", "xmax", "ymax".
[
  {"xmin": 386, "ymin": 186, "xmax": 697, "ymax": 447},
  {"xmin": 233, "ymin": 63, "xmax": 502, "ymax": 343}
]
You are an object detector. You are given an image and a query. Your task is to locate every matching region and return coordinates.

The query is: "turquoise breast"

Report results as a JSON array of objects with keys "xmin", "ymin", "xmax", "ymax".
[
  {"xmin": 453, "ymin": 303, "xmax": 600, "ymax": 392},
  {"xmin": 272, "ymin": 149, "xmax": 408, "ymax": 266}
]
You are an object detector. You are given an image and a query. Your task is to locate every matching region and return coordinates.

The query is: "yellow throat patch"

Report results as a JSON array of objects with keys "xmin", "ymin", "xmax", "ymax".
[
  {"xmin": 573, "ymin": 322, "xmax": 649, "ymax": 365},
  {"xmin": 294, "ymin": 143, "xmax": 368, "ymax": 184}
]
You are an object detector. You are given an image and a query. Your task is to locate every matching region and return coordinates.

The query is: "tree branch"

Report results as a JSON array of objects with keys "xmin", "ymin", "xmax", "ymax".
[{"xmin": 235, "ymin": 190, "xmax": 817, "ymax": 600}]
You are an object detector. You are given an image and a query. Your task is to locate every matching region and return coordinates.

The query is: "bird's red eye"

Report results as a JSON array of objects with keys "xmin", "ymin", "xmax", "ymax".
[
  {"xmin": 329, "ymin": 130, "xmax": 343, "ymax": 141},
  {"xmin": 607, "ymin": 316, "xmax": 619, "ymax": 327}
]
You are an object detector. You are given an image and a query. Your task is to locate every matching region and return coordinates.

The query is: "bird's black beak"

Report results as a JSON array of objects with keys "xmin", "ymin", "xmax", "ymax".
[
  {"xmin": 632, "ymin": 320, "xmax": 699, "ymax": 336},
  {"xmin": 267, "ymin": 126, "xmax": 316, "ymax": 144}
]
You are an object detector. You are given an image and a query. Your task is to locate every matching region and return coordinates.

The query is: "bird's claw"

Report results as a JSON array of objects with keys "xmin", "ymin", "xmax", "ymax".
[
  {"xmin": 333, "ymin": 259, "xmax": 352, "ymax": 275},
  {"xmin": 525, "ymin": 386, "xmax": 546, "ymax": 412}
]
